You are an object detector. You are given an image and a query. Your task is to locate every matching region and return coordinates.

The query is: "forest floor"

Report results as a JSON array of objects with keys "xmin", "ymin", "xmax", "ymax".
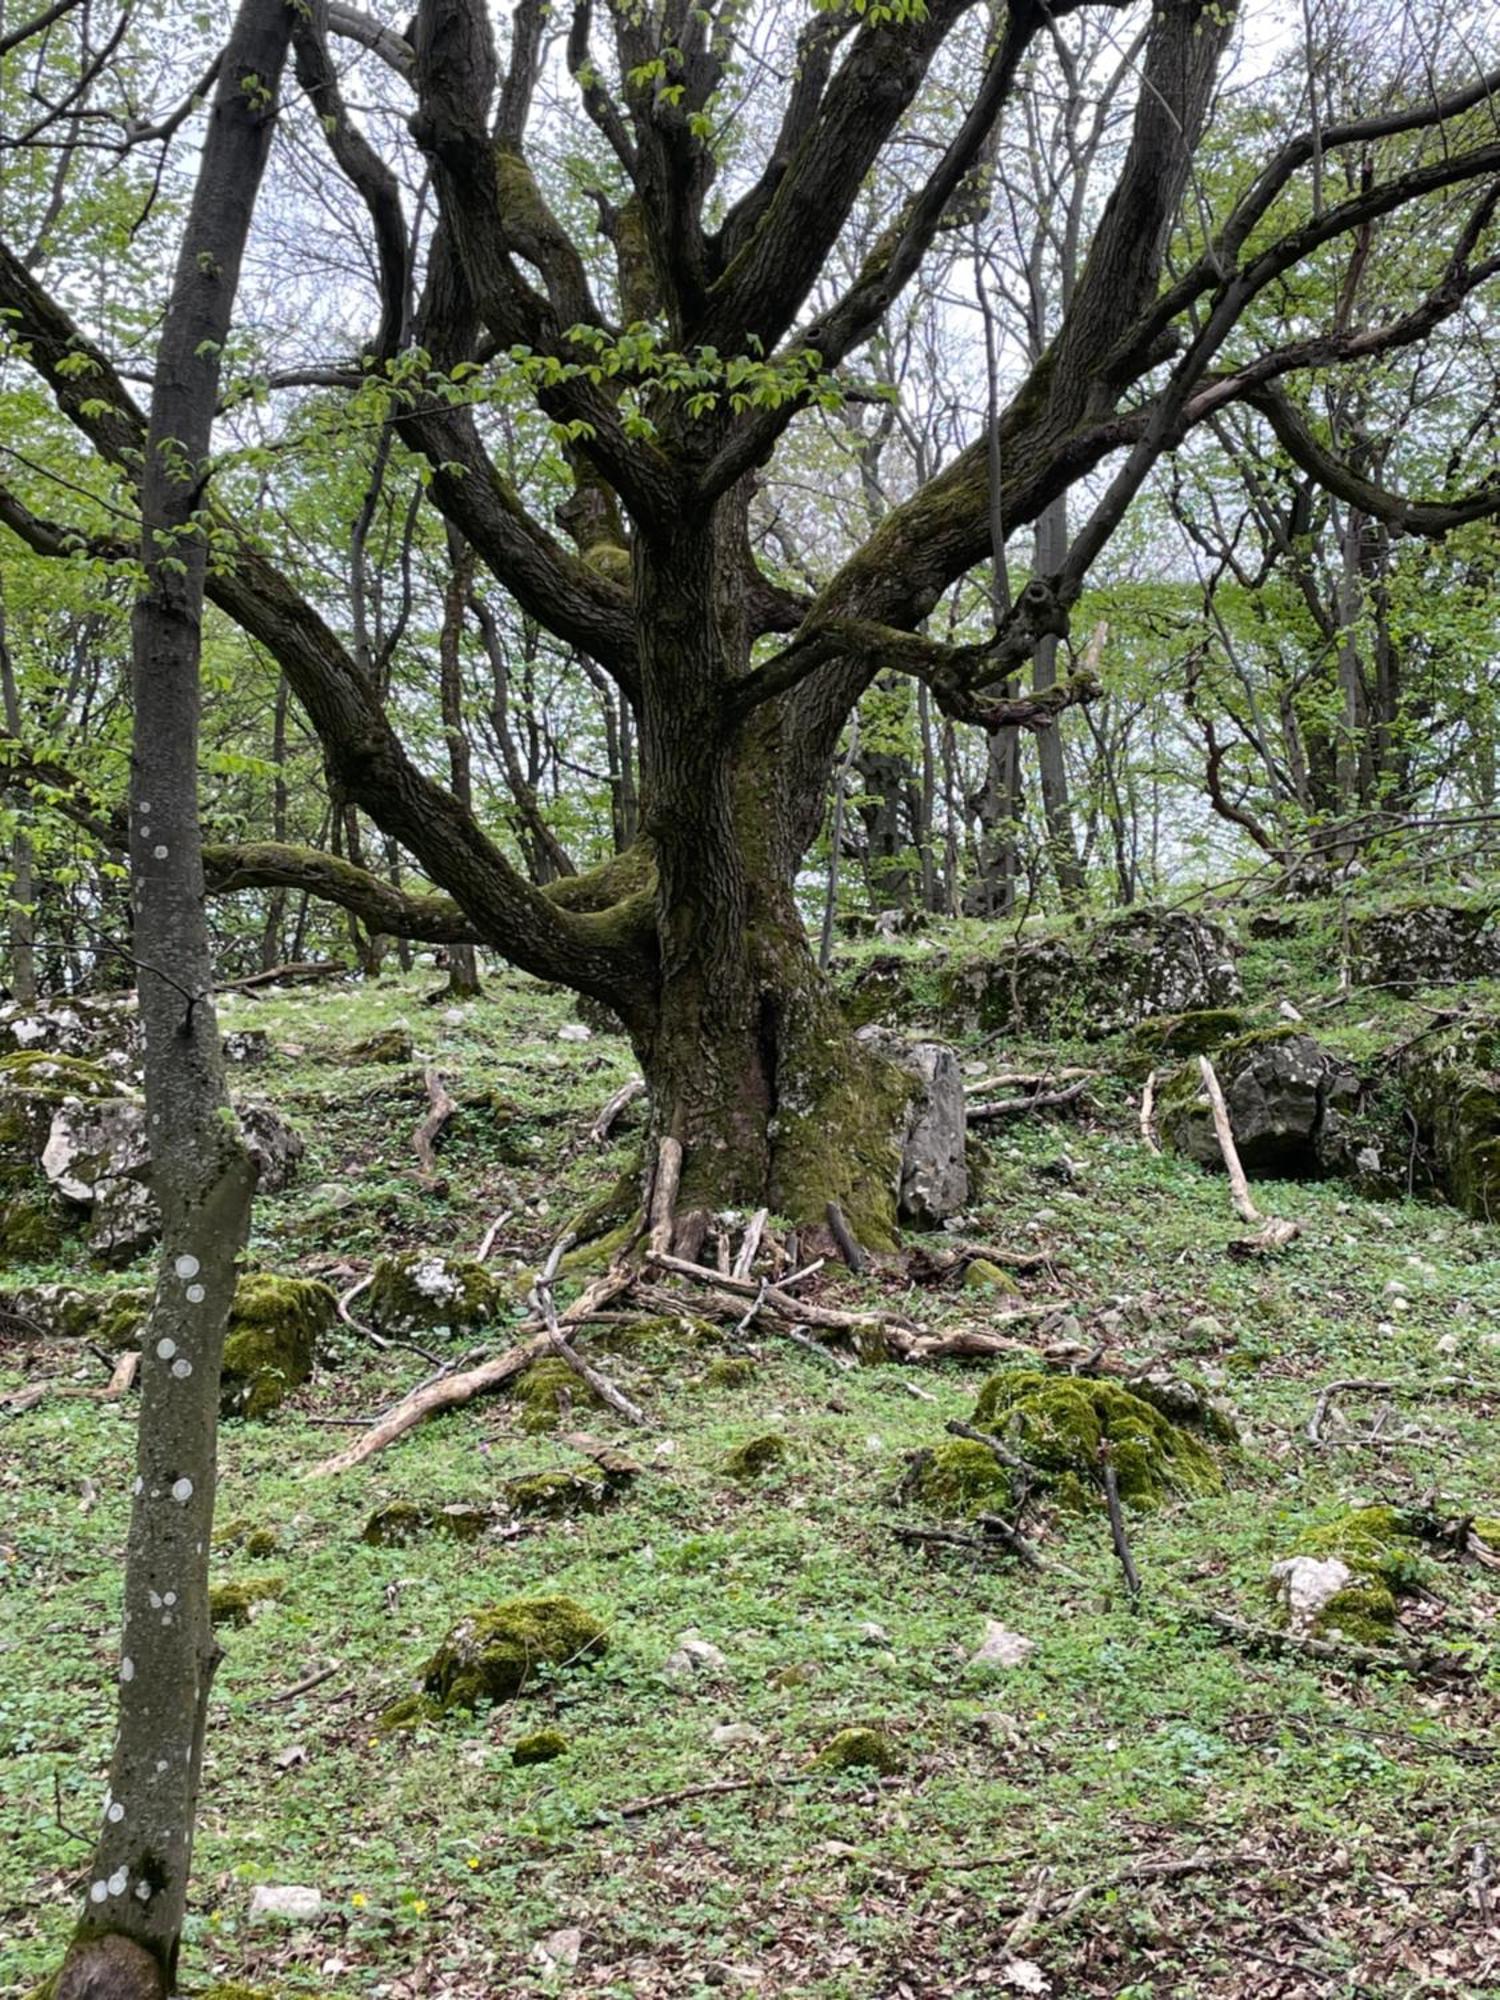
[{"xmin": 3, "ymin": 924, "xmax": 1500, "ymax": 1999}]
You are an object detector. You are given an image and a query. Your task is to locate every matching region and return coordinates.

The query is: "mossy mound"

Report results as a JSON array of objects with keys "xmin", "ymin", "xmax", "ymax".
[
  {"xmin": 913, "ymin": 1439, "xmax": 1010, "ymax": 1516},
  {"xmin": 702, "ymin": 1354, "xmax": 758, "ymax": 1388},
  {"xmin": 362, "ymin": 1501, "xmax": 494, "ymax": 1546},
  {"xmin": 500, "ymin": 1467, "xmax": 613, "ymax": 1517},
  {"xmin": 724, "ymin": 1433, "xmax": 789, "ymax": 1480},
  {"xmin": 512, "ymin": 1727, "xmax": 570, "ymax": 1766},
  {"xmin": 962, "ymin": 1257, "xmax": 1020, "ymax": 1296},
  {"xmin": 208, "ymin": 1576, "xmax": 285, "ymax": 1627},
  {"xmin": 1124, "ymin": 1368, "xmax": 1240, "ymax": 1445},
  {"xmin": 0, "ymin": 1188, "xmax": 66, "ymax": 1262},
  {"xmin": 970, "ymin": 1370, "xmax": 1223, "ymax": 1509},
  {"xmin": 1292, "ymin": 1506, "xmax": 1428, "ymax": 1594},
  {"xmin": 346, "ymin": 1026, "xmax": 415, "ymax": 1064},
  {"xmin": 813, "ymin": 1725, "xmax": 901, "ymax": 1774},
  {"xmin": 412, "ymin": 1595, "xmax": 609, "ymax": 1714},
  {"xmin": 588, "ymin": 1313, "xmax": 715, "ymax": 1366},
  {"xmin": 1402, "ymin": 1020, "xmax": 1500, "ymax": 1219},
  {"xmin": 213, "ymin": 1518, "xmax": 281, "ymax": 1558},
  {"xmin": 367, "ymin": 1250, "xmax": 500, "ymax": 1338},
  {"xmin": 221, "ymin": 1273, "xmax": 337, "ymax": 1420},
  {"xmin": 1309, "ymin": 1581, "xmax": 1399, "ymax": 1648},
  {"xmin": 512, "ymin": 1355, "xmax": 605, "ymax": 1433},
  {"xmin": 1127, "ymin": 1008, "xmax": 1246, "ymax": 1070},
  {"xmin": 0, "ymin": 1052, "xmax": 122, "ymax": 1159}
]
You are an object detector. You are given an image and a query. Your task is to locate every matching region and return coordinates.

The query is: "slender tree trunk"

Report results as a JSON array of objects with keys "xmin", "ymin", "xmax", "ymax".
[
  {"xmin": 257, "ymin": 670, "xmax": 290, "ymax": 972},
  {"xmin": 0, "ymin": 588, "xmax": 38, "ymax": 1005},
  {"xmin": 438, "ymin": 536, "xmax": 481, "ymax": 995},
  {"xmin": 56, "ymin": 9, "xmax": 287, "ymax": 1993}
]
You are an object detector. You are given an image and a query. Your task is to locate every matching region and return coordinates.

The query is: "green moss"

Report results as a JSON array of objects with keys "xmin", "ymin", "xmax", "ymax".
[
  {"xmin": 512, "ymin": 1727, "xmax": 570, "ymax": 1766},
  {"xmin": 702, "ymin": 1355, "xmax": 758, "ymax": 1387},
  {"xmin": 970, "ymin": 1370, "xmax": 1223, "ymax": 1509},
  {"xmin": 499, "ymin": 1467, "xmax": 612, "ymax": 1517},
  {"xmin": 221, "ymin": 1273, "xmax": 336, "ymax": 1420},
  {"xmin": 1473, "ymin": 1517, "xmax": 1500, "ymax": 1552},
  {"xmin": 513, "ymin": 1355, "xmax": 604, "ymax": 1433},
  {"xmin": 724, "ymin": 1433, "xmax": 789, "ymax": 1480},
  {"xmin": 914, "ymin": 1439, "xmax": 1010, "ymax": 1516},
  {"xmin": 813, "ymin": 1726, "xmax": 901, "ymax": 1774},
  {"xmin": 1128, "ymin": 1008, "xmax": 1245, "ymax": 1065},
  {"xmin": 208, "ymin": 1576, "xmax": 285, "ymax": 1627},
  {"xmin": 346, "ymin": 1027, "xmax": 414, "ymax": 1064},
  {"xmin": 1293, "ymin": 1506, "xmax": 1427, "ymax": 1592},
  {"xmin": 0, "ymin": 1190, "xmax": 64, "ymax": 1261},
  {"xmin": 772, "ymin": 1027, "xmax": 912, "ymax": 1251},
  {"xmin": 963, "ymin": 1257, "xmax": 1020, "ymax": 1296},
  {"xmin": 214, "ymin": 1519, "xmax": 280, "ymax": 1558},
  {"xmin": 375, "ymin": 1690, "xmax": 444, "ymax": 1734},
  {"xmin": 0, "ymin": 1050, "xmax": 118, "ymax": 1099},
  {"xmin": 367, "ymin": 1250, "xmax": 499, "ymax": 1338},
  {"xmin": 1309, "ymin": 1582, "xmax": 1399, "ymax": 1648},
  {"xmin": 416, "ymin": 1595, "xmax": 609, "ymax": 1713},
  {"xmin": 362, "ymin": 1501, "xmax": 494, "ymax": 1546},
  {"xmin": 589, "ymin": 1313, "xmax": 714, "ymax": 1361}
]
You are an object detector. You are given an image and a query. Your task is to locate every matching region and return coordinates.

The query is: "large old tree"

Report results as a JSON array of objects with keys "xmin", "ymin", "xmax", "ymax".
[{"xmin": 4, "ymin": 0, "xmax": 1500, "ymax": 1244}]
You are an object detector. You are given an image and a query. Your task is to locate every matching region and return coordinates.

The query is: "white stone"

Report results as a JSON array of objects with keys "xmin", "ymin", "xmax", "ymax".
[
  {"xmin": 710, "ymin": 1722, "xmax": 761, "ymax": 1748},
  {"xmin": 665, "ymin": 1633, "xmax": 728, "ymax": 1679},
  {"xmin": 557, "ymin": 1022, "xmax": 592, "ymax": 1042},
  {"xmin": 970, "ymin": 1620, "xmax": 1034, "ymax": 1669},
  {"xmin": 532, "ymin": 1926, "xmax": 583, "ymax": 1974},
  {"xmin": 249, "ymin": 1883, "xmax": 324, "ymax": 1922},
  {"xmin": 1271, "ymin": 1555, "xmax": 1355, "ymax": 1634}
]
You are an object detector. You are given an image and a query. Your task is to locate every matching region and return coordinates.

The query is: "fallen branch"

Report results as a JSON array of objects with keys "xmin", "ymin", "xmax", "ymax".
[
  {"xmin": 968, "ymin": 1079, "xmax": 1091, "ymax": 1122},
  {"xmin": 593, "ymin": 1773, "xmax": 812, "ymax": 1824},
  {"xmin": 825, "ymin": 1200, "xmax": 867, "ymax": 1275},
  {"xmin": 585, "ymin": 1075, "xmax": 646, "ymax": 1146},
  {"xmin": 1005, "ymin": 1850, "xmax": 1233, "ymax": 1949},
  {"xmin": 546, "ymin": 1328, "xmax": 649, "ymax": 1428},
  {"xmin": 268, "ymin": 1663, "xmax": 338, "ymax": 1704},
  {"xmin": 1100, "ymin": 1448, "xmax": 1141, "ymax": 1608},
  {"xmin": 220, "ymin": 958, "xmax": 345, "ymax": 993},
  {"xmin": 1198, "ymin": 1055, "xmax": 1299, "ymax": 1253},
  {"xmin": 414, "ymin": 1066, "xmax": 457, "ymax": 1182},
  {"xmin": 1192, "ymin": 1607, "xmax": 1474, "ymax": 1681},
  {"xmin": 475, "ymin": 1207, "xmax": 514, "ymax": 1263},
  {"xmin": 307, "ymin": 1266, "xmax": 635, "ymax": 1475},
  {"xmin": 1306, "ymin": 1374, "xmax": 1498, "ymax": 1445},
  {"xmin": 105, "ymin": 1351, "xmax": 140, "ymax": 1399}
]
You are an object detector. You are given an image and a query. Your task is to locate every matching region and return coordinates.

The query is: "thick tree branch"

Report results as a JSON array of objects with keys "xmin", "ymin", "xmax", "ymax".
[{"xmin": 201, "ymin": 842, "xmax": 482, "ymax": 941}]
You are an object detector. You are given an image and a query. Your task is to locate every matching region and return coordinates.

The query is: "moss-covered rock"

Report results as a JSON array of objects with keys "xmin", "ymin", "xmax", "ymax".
[
  {"xmin": 499, "ymin": 1467, "xmax": 613, "ymax": 1517},
  {"xmin": 1309, "ymin": 1581, "xmax": 1399, "ymax": 1648},
  {"xmin": 1402, "ymin": 1015, "xmax": 1500, "ymax": 1218},
  {"xmin": 702, "ymin": 1354, "xmax": 758, "ymax": 1387},
  {"xmin": 1123, "ymin": 1368, "xmax": 1240, "ymax": 1445},
  {"xmin": 1128, "ymin": 1008, "xmax": 1246, "ymax": 1070},
  {"xmin": 362, "ymin": 1501, "xmax": 495, "ymax": 1546},
  {"xmin": 1292, "ymin": 1506, "xmax": 1428, "ymax": 1593},
  {"xmin": 512, "ymin": 1727, "xmax": 570, "ymax": 1766},
  {"xmin": 1158, "ymin": 1028, "xmax": 1364, "ymax": 1179},
  {"xmin": 375, "ymin": 1690, "xmax": 445, "ymax": 1734},
  {"xmin": 213, "ymin": 1518, "xmax": 281, "ymax": 1558},
  {"xmin": 962, "ymin": 1257, "xmax": 1020, "ymax": 1296},
  {"xmin": 512, "ymin": 1355, "xmax": 604, "ymax": 1433},
  {"xmin": 971, "ymin": 1370, "xmax": 1222, "ymax": 1509},
  {"xmin": 410, "ymin": 1595, "xmax": 609, "ymax": 1715},
  {"xmin": 812, "ymin": 1725, "xmax": 901, "ymax": 1774},
  {"xmin": 724, "ymin": 1433, "xmax": 789, "ymax": 1480},
  {"xmin": 346, "ymin": 1026, "xmax": 415, "ymax": 1065},
  {"xmin": 912, "ymin": 1438, "xmax": 1010, "ymax": 1516},
  {"xmin": 367, "ymin": 1250, "xmax": 500, "ymax": 1338},
  {"xmin": 208, "ymin": 1576, "xmax": 285, "ymax": 1627},
  {"xmin": 221, "ymin": 1273, "xmax": 336, "ymax": 1420},
  {"xmin": 0, "ymin": 1051, "xmax": 122, "ymax": 1161},
  {"xmin": 0, "ymin": 1187, "xmax": 66, "ymax": 1262}
]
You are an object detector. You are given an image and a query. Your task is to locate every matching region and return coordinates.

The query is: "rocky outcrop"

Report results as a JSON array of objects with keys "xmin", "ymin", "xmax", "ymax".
[
  {"xmin": 855, "ymin": 1026, "xmax": 968, "ymax": 1226},
  {"xmin": 1351, "ymin": 897, "xmax": 1500, "ymax": 993},
  {"xmin": 1160, "ymin": 1030, "xmax": 1363, "ymax": 1179},
  {"xmin": 1401, "ymin": 1013, "xmax": 1500, "ymax": 1220}
]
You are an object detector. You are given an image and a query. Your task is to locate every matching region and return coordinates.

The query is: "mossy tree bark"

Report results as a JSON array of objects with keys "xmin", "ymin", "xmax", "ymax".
[{"xmin": 56, "ymin": 7, "xmax": 289, "ymax": 1995}]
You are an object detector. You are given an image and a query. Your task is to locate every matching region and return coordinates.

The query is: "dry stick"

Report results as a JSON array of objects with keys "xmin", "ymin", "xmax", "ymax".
[
  {"xmin": 105, "ymin": 1350, "xmax": 140, "ymax": 1399},
  {"xmin": 1306, "ymin": 1374, "xmax": 1496, "ymax": 1445},
  {"xmin": 732, "ymin": 1207, "xmax": 769, "ymax": 1281},
  {"xmin": 268, "ymin": 1662, "xmax": 338, "ymax": 1704},
  {"xmin": 966, "ymin": 1066, "xmax": 1098, "ymax": 1095},
  {"xmin": 1010, "ymin": 1851, "xmax": 1234, "ymax": 1947},
  {"xmin": 782, "ymin": 1321, "xmax": 855, "ymax": 1371},
  {"xmin": 647, "ymin": 1135, "xmax": 683, "ymax": 1257},
  {"xmin": 1100, "ymin": 1448, "xmax": 1142, "ymax": 1608},
  {"xmin": 219, "ymin": 958, "xmax": 344, "ymax": 993},
  {"xmin": 1198, "ymin": 1054, "xmax": 1300, "ymax": 1252},
  {"xmin": 307, "ymin": 1267, "xmax": 634, "ymax": 1475},
  {"xmin": 337, "ymin": 1271, "xmax": 443, "ymax": 1366},
  {"xmin": 586, "ymin": 1074, "xmax": 645, "ymax": 1145},
  {"xmin": 944, "ymin": 1418, "xmax": 1045, "ymax": 1482},
  {"xmin": 414, "ymin": 1065, "xmax": 457, "ymax": 1181},
  {"xmin": 825, "ymin": 1201, "xmax": 867, "ymax": 1275},
  {"xmin": 1140, "ymin": 1068, "xmax": 1162, "ymax": 1154},
  {"xmin": 967, "ymin": 1078, "xmax": 1090, "ymax": 1122},
  {"xmin": 474, "ymin": 1207, "xmax": 514, "ymax": 1263},
  {"xmin": 1193, "ymin": 1606, "xmax": 1472, "ymax": 1680},
  {"xmin": 594, "ymin": 1773, "xmax": 813, "ymax": 1824},
  {"xmin": 530, "ymin": 1232, "xmax": 647, "ymax": 1428}
]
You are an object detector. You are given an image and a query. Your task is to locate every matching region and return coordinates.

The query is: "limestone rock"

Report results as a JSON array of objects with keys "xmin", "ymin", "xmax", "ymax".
[
  {"xmin": 970, "ymin": 1620, "xmax": 1034, "ymax": 1669},
  {"xmin": 1350, "ymin": 896, "xmax": 1500, "ymax": 992},
  {"xmin": 249, "ymin": 1883, "xmax": 323, "ymax": 1921},
  {"xmin": 346, "ymin": 1026, "xmax": 414, "ymax": 1065},
  {"xmin": 665, "ymin": 1632, "xmax": 728, "ymax": 1679},
  {"xmin": 367, "ymin": 1250, "xmax": 499, "ymax": 1338},
  {"xmin": 1159, "ymin": 1031, "xmax": 1361, "ymax": 1178},
  {"xmin": 855, "ymin": 1026, "xmax": 968, "ymax": 1226},
  {"xmin": 220, "ymin": 1273, "xmax": 337, "ymax": 1419},
  {"xmin": 1270, "ymin": 1555, "xmax": 1355, "ymax": 1635}
]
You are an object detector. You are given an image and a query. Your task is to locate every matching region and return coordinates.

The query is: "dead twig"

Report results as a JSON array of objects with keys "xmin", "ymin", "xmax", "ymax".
[
  {"xmin": 475, "ymin": 1207, "xmax": 514, "ymax": 1263},
  {"xmin": 732, "ymin": 1208, "xmax": 769, "ymax": 1281},
  {"xmin": 414, "ymin": 1066, "xmax": 457, "ymax": 1182},
  {"xmin": 547, "ymin": 1327, "xmax": 649, "ymax": 1428},
  {"xmin": 1192, "ymin": 1607, "xmax": 1475, "ymax": 1682},
  {"xmin": 647, "ymin": 1135, "xmax": 683, "ymax": 1257},
  {"xmin": 968, "ymin": 1079, "xmax": 1091, "ymax": 1122},
  {"xmin": 1100, "ymin": 1446, "xmax": 1141, "ymax": 1608},
  {"xmin": 1005, "ymin": 1850, "xmax": 1234, "ymax": 1948},
  {"xmin": 268, "ymin": 1663, "xmax": 338, "ymax": 1704},
  {"xmin": 825, "ymin": 1201, "xmax": 867, "ymax": 1275},
  {"xmin": 586, "ymin": 1075, "xmax": 645, "ymax": 1146},
  {"xmin": 1307, "ymin": 1374, "xmax": 1498, "ymax": 1445},
  {"xmin": 593, "ymin": 1773, "xmax": 813, "ymax": 1824}
]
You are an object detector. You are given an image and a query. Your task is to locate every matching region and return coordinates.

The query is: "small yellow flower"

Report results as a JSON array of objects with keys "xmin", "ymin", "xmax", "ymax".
[
  {"xmin": 412, "ymin": 1899, "xmax": 428, "ymax": 1916},
  {"xmin": 467, "ymin": 1856, "xmax": 481, "ymax": 1870},
  {"xmin": 351, "ymin": 1892, "xmax": 368, "ymax": 1909}
]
